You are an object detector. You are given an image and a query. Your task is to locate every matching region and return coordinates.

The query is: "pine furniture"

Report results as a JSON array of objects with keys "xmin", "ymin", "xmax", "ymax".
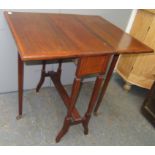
[{"xmin": 116, "ymin": 9, "xmax": 155, "ymax": 90}]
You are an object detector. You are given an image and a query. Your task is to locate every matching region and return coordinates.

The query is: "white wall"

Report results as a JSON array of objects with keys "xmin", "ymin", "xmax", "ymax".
[{"xmin": 0, "ymin": 9, "xmax": 132, "ymax": 93}]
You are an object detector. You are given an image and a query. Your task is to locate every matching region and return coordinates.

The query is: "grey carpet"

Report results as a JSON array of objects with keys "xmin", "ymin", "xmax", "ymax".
[{"xmin": 0, "ymin": 74, "xmax": 155, "ymax": 145}]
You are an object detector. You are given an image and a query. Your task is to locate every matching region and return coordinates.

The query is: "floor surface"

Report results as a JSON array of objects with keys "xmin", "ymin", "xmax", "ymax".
[{"xmin": 0, "ymin": 74, "xmax": 155, "ymax": 145}]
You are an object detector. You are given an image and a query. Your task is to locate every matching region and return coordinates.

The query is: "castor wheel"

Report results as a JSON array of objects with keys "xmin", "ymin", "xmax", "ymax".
[
  {"xmin": 123, "ymin": 82, "xmax": 132, "ymax": 91},
  {"xmin": 16, "ymin": 115, "xmax": 22, "ymax": 120}
]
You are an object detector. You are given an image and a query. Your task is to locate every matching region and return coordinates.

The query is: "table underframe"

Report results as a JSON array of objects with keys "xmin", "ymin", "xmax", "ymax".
[{"xmin": 17, "ymin": 54, "xmax": 119, "ymax": 142}]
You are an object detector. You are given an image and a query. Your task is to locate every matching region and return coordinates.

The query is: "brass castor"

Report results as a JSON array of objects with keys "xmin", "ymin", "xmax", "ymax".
[
  {"xmin": 123, "ymin": 82, "xmax": 132, "ymax": 91},
  {"xmin": 16, "ymin": 115, "xmax": 22, "ymax": 120}
]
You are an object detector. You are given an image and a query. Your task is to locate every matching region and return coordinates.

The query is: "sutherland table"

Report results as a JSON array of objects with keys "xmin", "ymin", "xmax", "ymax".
[{"xmin": 4, "ymin": 11, "xmax": 153, "ymax": 142}]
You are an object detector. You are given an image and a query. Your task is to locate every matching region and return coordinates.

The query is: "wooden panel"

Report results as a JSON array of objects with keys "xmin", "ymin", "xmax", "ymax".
[
  {"xmin": 131, "ymin": 54, "xmax": 155, "ymax": 82},
  {"xmin": 116, "ymin": 54, "xmax": 138, "ymax": 79},
  {"xmin": 77, "ymin": 15, "xmax": 153, "ymax": 54},
  {"xmin": 76, "ymin": 55, "xmax": 111, "ymax": 77},
  {"xmin": 130, "ymin": 10, "xmax": 154, "ymax": 41},
  {"xmin": 4, "ymin": 12, "xmax": 112, "ymax": 61},
  {"xmin": 117, "ymin": 9, "xmax": 154, "ymax": 74},
  {"xmin": 4, "ymin": 11, "xmax": 153, "ymax": 61},
  {"xmin": 129, "ymin": 17, "xmax": 155, "ymax": 88},
  {"xmin": 144, "ymin": 9, "xmax": 155, "ymax": 15},
  {"xmin": 144, "ymin": 17, "xmax": 155, "ymax": 49},
  {"xmin": 128, "ymin": 71, "xmax": 154, "ymax": 89},
  {"xmin": 116, "ymin": 9, "xmax": 155, "ymax": 89},
  {"xmin": 117, "ymin": 9, "xmax": 154, "ymax": 79}
]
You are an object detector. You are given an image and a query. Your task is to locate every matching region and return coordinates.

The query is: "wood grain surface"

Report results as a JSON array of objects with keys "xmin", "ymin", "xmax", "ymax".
[{"xmin": 4, "ymin": 11, "xmax": 153, "ymax": 61}]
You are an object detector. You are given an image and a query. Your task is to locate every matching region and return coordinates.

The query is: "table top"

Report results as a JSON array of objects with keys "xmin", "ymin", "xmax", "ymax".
[{"xmin": 4, "ymin": 11, "xmax": 153, "ymax": 61}]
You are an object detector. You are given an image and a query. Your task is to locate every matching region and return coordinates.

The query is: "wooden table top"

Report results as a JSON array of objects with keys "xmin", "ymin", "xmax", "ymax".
[{"xmin": 4, "ymin": 11, "xmax": 153, "ymax": 61}]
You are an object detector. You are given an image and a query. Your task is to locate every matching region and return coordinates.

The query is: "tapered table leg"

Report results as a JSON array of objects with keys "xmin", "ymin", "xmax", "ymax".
[
  {"xmin": 16, "ymin": 54, "xmax": 24, "ymax": 120},
  {"xmin": 94, "ymin": 55, "xmax": 119, "ymax": 115},
  {"xmin": 82, "ymin": 74, "xmax": 104, "ymax": 134}
]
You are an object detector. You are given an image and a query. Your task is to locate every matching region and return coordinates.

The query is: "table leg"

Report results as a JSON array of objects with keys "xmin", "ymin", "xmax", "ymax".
[
  {"xmin": 82, "ymin": 74, "xmax": 104, "ymax": 134},
  {"xmin": 16, "ymin": 54, "xmax": 24, "ymax": 120},
  {"xmin": 56, "ymin": 77, "xmax": 81, "ymax": 143},
  {"xmin": 94, "ymin": 55, "xmax": 119, "ymax": 115},
  {"xmin": 36, "ymin": 60, "xmax": 46, "ymax": 92},
  {"xmin": 35, "ymin": 55, "xmax": 113, "ymax": 142},
  {"xmin": 56, "ymin": 60, "xmax": 62, "ymax": 80}
]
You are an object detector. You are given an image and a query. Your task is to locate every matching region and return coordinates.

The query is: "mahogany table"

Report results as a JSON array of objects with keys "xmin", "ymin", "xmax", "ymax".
[{"xmin": 4, "ymin": 11, "xmax": 153, "ymax": 143}]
